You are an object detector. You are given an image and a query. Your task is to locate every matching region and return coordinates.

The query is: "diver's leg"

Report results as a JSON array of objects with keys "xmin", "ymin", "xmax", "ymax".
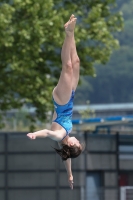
[
  {"xmin": 70, "ymin": 17, "xmax": 80, "ymax": 91},
  {"xmin": 53, "ymin": 15, "xmax": 77, "ymax": 104}
]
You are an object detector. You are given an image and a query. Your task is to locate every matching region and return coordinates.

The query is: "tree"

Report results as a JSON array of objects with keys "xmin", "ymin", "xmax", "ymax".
[
  {"xmin": 74, "ymin": 0, "xmax": 133, "ymax": 104},
  {"xmin": 0, "ymin": 0, "xmax": 123, "ymax": 129}
]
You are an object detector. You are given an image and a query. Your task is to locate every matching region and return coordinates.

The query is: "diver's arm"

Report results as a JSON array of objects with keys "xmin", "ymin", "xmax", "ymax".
[
  {"xmin": 27, "ymin": 129, "xmax": 64, "ymax": 141},
  {"xmin": 58, "ymin": 143, "xmax": 74, "ymax": 189},
  {"xmin": 63, "ymin": 158, "xmax": 74, "ymax": 190}
]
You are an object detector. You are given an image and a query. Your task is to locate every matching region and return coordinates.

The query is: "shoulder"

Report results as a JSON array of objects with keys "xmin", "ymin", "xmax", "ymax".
[{"xmin": 47, "ymin": 130, "xmax": 66, "ymax": 141}]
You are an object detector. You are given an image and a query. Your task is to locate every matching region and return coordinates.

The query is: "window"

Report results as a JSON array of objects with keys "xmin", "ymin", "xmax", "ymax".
[
  {"xmin": 86, "ymin": 172, "xmax": 103, "ymax": 200},
  {"xmin": 119, "ymin": 173, "xmax": 133, "ymax": 186}
]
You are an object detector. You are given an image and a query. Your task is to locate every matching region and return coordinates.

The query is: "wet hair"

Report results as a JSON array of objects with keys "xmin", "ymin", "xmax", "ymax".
[{"xmin": 53, "ymin": 143, "xmax": 85, "ymax": 161}]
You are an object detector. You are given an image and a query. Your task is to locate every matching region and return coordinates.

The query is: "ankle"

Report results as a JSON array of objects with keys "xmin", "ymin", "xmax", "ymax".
[{"xmin": 65, "ymin": 31, "xmax": 74, "ymax": 37}]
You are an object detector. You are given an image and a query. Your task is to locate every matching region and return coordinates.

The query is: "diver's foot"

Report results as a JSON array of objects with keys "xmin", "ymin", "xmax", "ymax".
[
  {"xmin": 64, "ymin": 14, "xmax": 77, "ymax": 36},
  {"xmin": 64, "ymin": 14, "xmax": 75, "ymax": 29}
]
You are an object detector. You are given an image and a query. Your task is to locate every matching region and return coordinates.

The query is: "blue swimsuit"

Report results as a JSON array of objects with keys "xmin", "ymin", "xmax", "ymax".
[{"xmin": 52, "ymin": 91, "xmax": 75, "ymax": 140}]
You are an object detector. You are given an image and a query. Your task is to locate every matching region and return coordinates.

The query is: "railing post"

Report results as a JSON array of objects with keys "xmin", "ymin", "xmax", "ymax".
[
  {"xmin": 116, "ymin": 132, "xmax": 120, "ymax": 200},
  {"xmin": 5, "ymin": 133, "xmax": 8, "ymax": 200},
  {"xmin": 84, "ymin": 131, "xmax": 87, "ymax": 200},
  {"xmin": 55, "ymin": 148, "xmax": 60, "ymax": 200}
]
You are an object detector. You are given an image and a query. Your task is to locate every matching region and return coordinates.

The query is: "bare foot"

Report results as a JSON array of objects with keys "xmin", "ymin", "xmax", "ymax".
[
  {"xmin": 27, "ymin": 133, "xmax": 36, "ymax": 139},
  {"xmin": 64, "ymin": 14, "xmax": 77, "ymax": 35},
  {"xmin": 64, "ymin": 14, "xmax": 75, "ymax": 28}
]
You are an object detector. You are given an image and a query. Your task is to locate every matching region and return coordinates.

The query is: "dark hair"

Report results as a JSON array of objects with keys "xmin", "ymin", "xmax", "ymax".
[{"xmin": 53, "ymin": 143, "xmax": 84, "ymax": 161}]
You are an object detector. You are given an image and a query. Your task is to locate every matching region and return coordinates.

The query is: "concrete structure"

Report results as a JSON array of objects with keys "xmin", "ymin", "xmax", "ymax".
[
  {"xmin": 73, "ymin": 103, "xmax": 133, "ymax": 118},
  {"xmin": 0, "ymin": 132, "xmax": 133, "ymax": 200}
]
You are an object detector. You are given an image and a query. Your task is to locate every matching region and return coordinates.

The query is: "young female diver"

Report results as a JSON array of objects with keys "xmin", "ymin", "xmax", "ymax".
[{"xmin": 27, "ymin": 14, "xmax": 85, "ymax": 190}]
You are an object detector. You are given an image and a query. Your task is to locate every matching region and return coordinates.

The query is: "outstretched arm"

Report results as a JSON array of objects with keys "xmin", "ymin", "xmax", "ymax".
[
  {"xmin": 58, "ymin": 143, "xmax": 74, "ymax": 189},
  {"xmin": 63, "ymin": 158, "xmax": 74, "ymax": 190},
  {"xmin": 27, "ymin": 129, "xmax": 64, "ymax": 141}
]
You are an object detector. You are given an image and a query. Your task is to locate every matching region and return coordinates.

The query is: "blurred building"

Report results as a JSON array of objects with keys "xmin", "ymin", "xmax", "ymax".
[
  {"xmin": 73, "ymin": 103, "xmax": 133, "ymax": 118},
  {"xmin": 0, "ymin": 103, "xmax": 133, "ymax": 200},
  {"xmin": 73, "ymin": 103, "xmax": 133, "ymax": 135},
  {"xmin": 0, "ymin": 133, "xmax": 133, "ymax": 200}
]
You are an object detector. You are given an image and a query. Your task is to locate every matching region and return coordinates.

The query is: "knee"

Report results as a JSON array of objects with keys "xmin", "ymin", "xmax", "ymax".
[
  {"xmin": 65, "ymin": 61, "xmax": 73, "ymax": 70},
  {"xmin": 72, "ymin": 56, "xmax": 80, "ymax": 66}
]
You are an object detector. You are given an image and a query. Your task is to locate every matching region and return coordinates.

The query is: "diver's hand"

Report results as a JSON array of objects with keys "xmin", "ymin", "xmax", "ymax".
[
  {"xmin": 27, "ymin": 133, "xmax": 36, "ymax": 139},
  {"xmin": 68, "ymin": 175, "xmax": 74, "ymax": 190}
]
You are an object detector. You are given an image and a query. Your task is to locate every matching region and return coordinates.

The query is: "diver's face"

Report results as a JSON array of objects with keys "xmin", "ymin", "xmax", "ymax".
[{"xmin": 67, "ymin": 137, "xmax": 80, "ymax": 147}]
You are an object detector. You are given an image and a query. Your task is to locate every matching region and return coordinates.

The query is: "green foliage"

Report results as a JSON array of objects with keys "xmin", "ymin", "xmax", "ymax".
[
  {"xmin": 75, "ymin": 0, "xmax": 133, "ymax": 104},
  {"xmin": 78, "ymin": 100, "xmax": 95, "ymax": 119},
  {"xmin": 0, "ymin": 0, "xmax": 123, "ymax": 129}
]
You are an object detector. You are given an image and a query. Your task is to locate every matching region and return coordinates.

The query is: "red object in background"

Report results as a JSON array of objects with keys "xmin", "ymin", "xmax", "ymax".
[{"xmin": 119, "ymin": 174, "xmax": 128, "ymax": 186}]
